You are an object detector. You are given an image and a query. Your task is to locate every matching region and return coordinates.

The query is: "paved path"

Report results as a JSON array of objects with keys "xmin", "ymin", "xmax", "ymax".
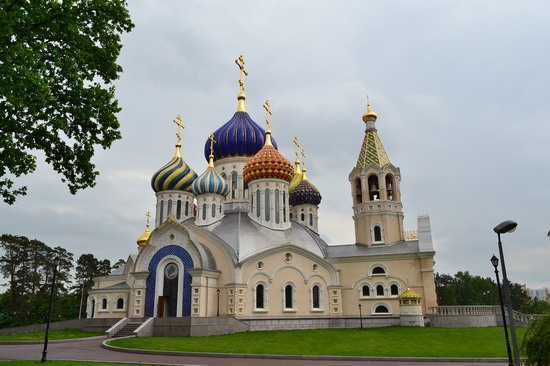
[{"xmin": 0, "ymin": 337, "xmax": 511, "ymax": 366}]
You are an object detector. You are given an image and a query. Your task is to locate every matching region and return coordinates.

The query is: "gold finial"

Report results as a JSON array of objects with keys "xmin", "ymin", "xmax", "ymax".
[
  {"xmin": 301, "ymin": 148, "xmax": 308, "ymax": 180},
  {"xmin": 362, "ymin": 95, "xmax": 378, "ymax": 123},
  {"xmin": 137, "ymin": 211, "xmax": 151, "ymax": 249},
  {"xmin": 145, "ymin": 210, "xmax": 151, "ymax": 226},
  {"xmin": 208, "ymin": 132, "xmax": 216, "ymax": 167},
  {"xmin": 263, "ymin": 100, "xmax": 273, "ymax": 146},
  {"xmin": 263, "ymin": 100, "xmax": 272, "ymax": 131},
  {"xmin": 171, "ymin": 114, "xmax": 185, "ymax": 157},
  {"xmin": 235, "ymin": 55, "xmax": 248, "ymax": 112},
  {"xmin": 293, "ymin": 135, "xmax": 302, "ymax": 174}
]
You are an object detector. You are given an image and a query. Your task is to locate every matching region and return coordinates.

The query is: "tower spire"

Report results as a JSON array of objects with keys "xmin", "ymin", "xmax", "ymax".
[
  {"xmin": 301, "ymin": 148, "xmax": 308, "ymax": 181},
  {"xmin": 356, "ymin": 98, "xmax": 390, "ymax": 169},
  {"xmin": 293, "ymin": 135, "xmax": 301, "ymax": 175},
  {"xmin": 208, "ymin": 133, "xmax": 216, "ymax": 168},
  {"xmin": 235, "ymin": 54, "xmax": 248, "ymax": 112}
]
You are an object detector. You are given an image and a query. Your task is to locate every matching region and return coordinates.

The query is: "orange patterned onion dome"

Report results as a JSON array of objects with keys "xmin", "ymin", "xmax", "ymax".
[{"xmin": 243, "ymin": 137, "xmax": 294, "ymax": 184}]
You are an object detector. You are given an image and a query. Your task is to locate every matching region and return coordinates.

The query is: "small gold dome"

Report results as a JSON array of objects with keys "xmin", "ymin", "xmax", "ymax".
[
  {"xmin": 137, "ymin": 224, "xmax": 150, "ymax": 249},
  {"xmin": 362, "ymin": 103, "xmax": 378, "ymax": 122},
  {"xmin": 398, "ymin": 288, "xmax": 422, "ymax": 300}
]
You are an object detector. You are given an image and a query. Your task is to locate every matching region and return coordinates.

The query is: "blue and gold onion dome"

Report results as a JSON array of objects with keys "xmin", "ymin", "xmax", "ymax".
[
  {"xmin": 151, "ymin": 144, "xmax": 198, "ymax": 193},
  {"xmin": 192, "ymin": 155, "xmax": 229, "ymax": 196},
  {"xmin": 204, "ymin": 111, "xmax": 278, "ymax": 162},
  {"xmin": 289, "ymin": 170, "xmax": 322, "ymax": 206}
]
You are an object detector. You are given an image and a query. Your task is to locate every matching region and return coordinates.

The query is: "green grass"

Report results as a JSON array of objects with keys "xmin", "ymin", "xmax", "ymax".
[
  {"xmin": 0, "ymin": 329, "xmax": 103, "ymax": 341},
  {"xmin": 108, "ymin": 326, "xmax": 525, "ymax": 358},
  {"xmin": 0, "ymin": 362, "xmax": 152, "ymax": 366}
]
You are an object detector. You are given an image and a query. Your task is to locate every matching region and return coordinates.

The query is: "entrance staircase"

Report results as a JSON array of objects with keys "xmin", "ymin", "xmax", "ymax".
[{"xmin": 111, "ymin": 319, "xmax": 145, "ymax": 338}]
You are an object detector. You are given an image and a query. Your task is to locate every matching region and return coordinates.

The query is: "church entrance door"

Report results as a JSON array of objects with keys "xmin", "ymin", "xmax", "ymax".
[
  {"xmin": 157, "ymin": 296, "xmax": 165, "ymax": 317},
  {"xmin": 163, "ymin": 263, "xmax": 179, "ymax": 317}
]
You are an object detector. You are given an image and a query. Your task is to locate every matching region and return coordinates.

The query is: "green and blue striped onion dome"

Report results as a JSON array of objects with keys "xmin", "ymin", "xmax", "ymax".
[
  {"xmin": 151, "ymin": 146, "xmax": 198, "ymax": 193},
  {"xmin": 192, "ymin": 159, "xmax": 229, "ymax": 196}
]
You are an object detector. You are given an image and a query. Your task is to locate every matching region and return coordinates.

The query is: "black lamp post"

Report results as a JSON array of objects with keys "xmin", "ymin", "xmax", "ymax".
[
  {"xmin": 41, "ymin": 256, "xmax": 60, "ymax": 363},
  {"xmin": 358, "ymin": 304, "xmax": 363, "ymax": 328},
  {"xmin": 491, "ymin": 255, "xmax": 513, "ymax": 366},
  {"xmin": 216, "ymin": 289, "xmax": 220, "ymax": 317},
  {"xmin": 493, "ymin": 220, "xmax": 519, "ymax": 366}
]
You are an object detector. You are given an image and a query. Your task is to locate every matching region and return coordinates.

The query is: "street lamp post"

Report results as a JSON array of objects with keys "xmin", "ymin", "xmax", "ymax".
[
  {"xmin": 358, "ymin": 304, "xmax": 363, "ymax": 328},
  {"xmin": 493, "ymin": 220, "xmax": 520, "ymax": 366},
  {"xmin": 491, "ymin": 255, "xmax": 513, "ymax": 366},
  {"xmin": 41, "ymin": 256, "xmax": 60, "ymax": 363}
]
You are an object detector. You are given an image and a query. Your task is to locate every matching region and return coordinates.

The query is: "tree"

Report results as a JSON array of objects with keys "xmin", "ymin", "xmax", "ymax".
[
  {"xmin": 112, "ymin": 258, "xmax": 126, "ymax": 270},
  {"xmin": 0, "ymin": 0, "xmax": 134, "ymax": 204},
  {"xmin": 521, "ymin": 314, "xmax": 550, "ymax": 366},
  {"xmin": 74, "ymin": 253, "xmax": 111, "ymax": 318},
  {"xmin": 507, "ymin": 282, "xmax": 530, "ymax": 311},
  {"xmin": 435, "ymin": 271, "xmax": 499, "ymax": 306}
]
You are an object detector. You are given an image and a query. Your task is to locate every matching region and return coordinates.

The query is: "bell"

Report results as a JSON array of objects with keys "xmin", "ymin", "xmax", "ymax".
[{"xmin": 369, "ymin": 183, "xmax": 378, "ymax": 193}]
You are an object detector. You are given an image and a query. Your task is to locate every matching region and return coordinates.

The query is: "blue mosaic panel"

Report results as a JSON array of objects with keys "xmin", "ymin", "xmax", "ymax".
[{"xmin": 144, "ymin": 245, "xmax": 194, "ymax": 317}]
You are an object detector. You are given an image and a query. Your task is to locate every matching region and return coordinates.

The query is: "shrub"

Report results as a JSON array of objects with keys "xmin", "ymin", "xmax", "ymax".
[{"xmin": 521, "ymin": 314, "xmax": 550, "ymax": 366}]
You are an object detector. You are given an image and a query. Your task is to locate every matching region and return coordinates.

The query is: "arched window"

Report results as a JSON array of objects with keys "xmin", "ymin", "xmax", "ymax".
[
  {"xmin": 251, "ymin": 193, "xmax": 254, "ymax": 214},
  {"xmin": 376, "ymin": 285, "xmax": 384, "ymax": 296},
  {"xmin": 362, "ymin": 285, "xmax": 370, "ymax": 297},
  {"xmin": 255, "ymin": 284, "xmax": 265, "ymax": 310},
  {"xmin": 275, "ymin": 189, "xmax": 280, "ymax": 224},
  {"xmin": 390, "ymin": 284, "xmax": 399, "ymax": 296},
  {"xmin": 264, "ymin": 188, "xmax": 270, "ymax": 221},
  {"xmin": 244, "ymin": 181, "xmax": 249, "ymax": 199},
  {"xmin": 372, "ymin": 266, "xmax": 386, "ymax": 275},
  {"xmin": 231, "ymin": 172, "xmax": 238, "ymax": 199},
  {"xmin": 374, "ymin": 305, "xmax": 390, "ymax": 314},
  {"xmin": 167, "ymin": 199, "xmax": 173, "ymax": 216},
  {"xmin": 355, "ymin": 178, "xmax": 362, "ymax": 204},
  {"xmin": 301, "ymin": 213, "xmax": 305, "ymax": 221},
  {"xmin": 284, "ymin": 284, "xmax": 294, "ymax": 310},
  {"xmin": 256, "ymin": 190, "xmax": 261, "ymax": 218},
  {"xmin": 368, "ymin": 175, "xmax": 379, "ymax": 201},
  {"xmin": 176, "ymin": 200, "xmax": 182, "ymax": 220},
  {"xmin": 159, "ymin": 201, "xmax": 164, "ymax": 224},
  {"xmin": 116, "ymin": 298, "xmax": 124, "ymax": 310},
  {"xmin": 212, "ymin": 203, "xmax": 216, "ymax": 218},
  {"xmin": 101, "ymin": 298, "xmax": 108, "ymax": 310},
  {"xmin": 312, "ymin": 285, "xmax": 321, "ymax": 309},
  {"xmin": 202, "ymin": 203, "xmax": 206, "ymax": 220},
  {"xmin": 374, "ymin": 225, "xmax": 382, "ymax": 242},
  {"xmin": 185, "ymin": 201, "xmax": 189, "ymax": 216},
  {"xmin": 309, "ymin": 213, "xmax": 313, "ymax": 226}
]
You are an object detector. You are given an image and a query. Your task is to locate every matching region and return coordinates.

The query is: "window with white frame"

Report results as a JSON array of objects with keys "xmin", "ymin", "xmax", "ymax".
[
  {"xmin": 284, "ymin": 283, "xmax": 295, "ymax": 310},
  {"xmin": 116, "ymin": 297, "xmax": 124, "ymax": 310},
  {"xmin": 376, "ymin": 284, "xmax": 384, "ymax": 296},
  {"xmin": 390, "ymin": 284, "xmax": 399, "ymax": 296},
  {"xmin": 361, "ymin": 284, "xmax": 371, "ymax": 297},
  {"xmin": 311, "ymin": 284, "xmax": 321, "ymax": 310},
  {"xmin": 255, "ymin": 283, "xmax": 267, "ymax": 310},
  {"xmin": 100, "ymin": 297, "xmax": 108, "ymax": 310}
]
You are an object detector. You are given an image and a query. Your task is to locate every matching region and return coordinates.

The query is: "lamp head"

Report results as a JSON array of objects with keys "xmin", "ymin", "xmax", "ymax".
[
  {"xmin": 358, "ymin": 304, "xmax": 362, "ymax": 309},
  {"xmin": 493, "ymin": 220, "xmax": 517, "ymax": 234},
  {"xmin": 490, "ymin": 254, "xmax": 499, "ymax": 268}
]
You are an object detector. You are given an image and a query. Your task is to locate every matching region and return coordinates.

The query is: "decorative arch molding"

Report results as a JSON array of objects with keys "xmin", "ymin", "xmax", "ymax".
[
  {"xmin": 306, "ymin": 273, "xmax": 329, "ymax": 287},
  {"xmin": 238, "ymin": 244, "xmax": 339, "ymax": 285},
  {"xmin": 271, "ymin": 264, "xmax": 309, "ymax": 284},
  {"xmin": 372, "ymin": 301, "xmax": 393, "ymax": 315},
  {"xmin": 245, "ymin": 271, "xmax": 273, "ymax": 285}
]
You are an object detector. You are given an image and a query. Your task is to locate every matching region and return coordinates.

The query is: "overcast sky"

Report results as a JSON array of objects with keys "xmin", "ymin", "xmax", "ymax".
[{"xmin": 2, "ymin": 1, "xmax": 549, "ymax": 290}]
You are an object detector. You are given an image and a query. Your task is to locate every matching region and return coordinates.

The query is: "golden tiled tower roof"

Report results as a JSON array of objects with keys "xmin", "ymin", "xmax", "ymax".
[{"xmin": 355, "ymin": 102, "xmax": 391, "ymax": 168}]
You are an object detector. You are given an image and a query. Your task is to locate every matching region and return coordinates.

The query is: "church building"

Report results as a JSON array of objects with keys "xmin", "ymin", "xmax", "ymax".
[{"xmin": 87, "ymin": 56, "xmax": 437, "ymax": 329}]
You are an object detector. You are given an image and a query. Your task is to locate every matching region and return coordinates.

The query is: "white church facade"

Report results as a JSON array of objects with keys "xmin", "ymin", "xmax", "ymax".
[{"xmin": 87, "ymin": 57, "xmax": 437, "ymax": 329}]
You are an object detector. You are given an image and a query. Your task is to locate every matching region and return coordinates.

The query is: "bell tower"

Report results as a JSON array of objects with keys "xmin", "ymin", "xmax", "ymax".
[{"xmin": 349, "ymin": 100, "xmax": 404, "ymax": 245}]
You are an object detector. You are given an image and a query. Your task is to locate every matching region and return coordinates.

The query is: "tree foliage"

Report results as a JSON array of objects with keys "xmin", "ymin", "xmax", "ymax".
[
  {"xmin": 0, "ymin": 234, "xmax": 113, "ymax": 327},
  {"xmin": 0, "ymin": 0, "xmax": 134, "ymax": 204},
  {"xmin": 435, "ymin": 271, "xmax": 500, "ymax": 306},
  {"xmin": 521, "ymin": 314, "xmax": 550, "ymax": 366}
]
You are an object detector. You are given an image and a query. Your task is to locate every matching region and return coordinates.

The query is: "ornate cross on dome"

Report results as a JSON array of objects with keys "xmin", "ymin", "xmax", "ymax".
[
  {"xmin": 145, "ymin": 211, "xmax": 151, "ymax": 226},
  {"xmin": 172, "ymin": 114, "xmax": 185, "ymax": 144},
  {"xmin": 235, "ymin": 55, "xmax": 248, "ymax": 95},
  {"xmin": 263, "ymin": 100, "xmax": 272, "ymax": 130},
  {"xmin": 301, "ymin": 148, "xmax": 306, "ymax": 170},
  {"xmin": 208, "ymin": 132, "xmax": 216, "ymax": 156},
  {"xmin": 293, "ymin": 135, "xmax": 300, "ymax": 161}
]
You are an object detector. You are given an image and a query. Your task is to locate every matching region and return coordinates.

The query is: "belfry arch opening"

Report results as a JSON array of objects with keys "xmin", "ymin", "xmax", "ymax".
[
  {"xmin": 354, "ymin": 177, "xmax": 362, "ymax": 204},
  {"xmin": 368, "ymin": 175, "xmax": 379, "ymax": 201},
  {"xmin": 385, "ymin": 174, "xmax": 395, "ymax": 201}
]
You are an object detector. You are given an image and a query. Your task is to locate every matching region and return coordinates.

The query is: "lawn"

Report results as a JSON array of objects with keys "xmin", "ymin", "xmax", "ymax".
[
  {"xmin": 108, "ymin": 326, "xmax": 526, "ymax": 358},
  {"xmin": 0, "ymin": 329, "xmax": 103, "ymax": 341}
]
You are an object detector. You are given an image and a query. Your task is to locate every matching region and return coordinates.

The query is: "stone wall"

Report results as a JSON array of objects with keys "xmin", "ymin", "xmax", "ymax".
[
  {"xmin": 0, "ymin": 318, "xmax": 121, "ymax": 336},
  {"xmin": 244, "ymin": 316, "xmax": 400, "ymax": 331}
]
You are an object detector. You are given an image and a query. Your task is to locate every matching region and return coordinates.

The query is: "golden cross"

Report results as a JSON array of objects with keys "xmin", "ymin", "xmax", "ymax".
[
  {"xmin": 301, "ymin": 148, "xmax": 306, "ymax": 170},
  {"xmin": 235, "ymin": 55, "xmax": 248, "ymax": 95},
  {"xmin": 293, "ymin": 135, "xmax": 300, "ymax": 160},
  {"xmin": 145, "ymin": 211, "xmax": 151, "ymax": 226},
  {"xmin": 263, "ymin": 100, "xmax": 272, "ymax": 130},
  {"xmin": 208, "ymin": 132, "xmax": 216, "ymax": 156},
  {"xmin": 172, "ymin": 114, "xmax": 185, "ymax": 144}
]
